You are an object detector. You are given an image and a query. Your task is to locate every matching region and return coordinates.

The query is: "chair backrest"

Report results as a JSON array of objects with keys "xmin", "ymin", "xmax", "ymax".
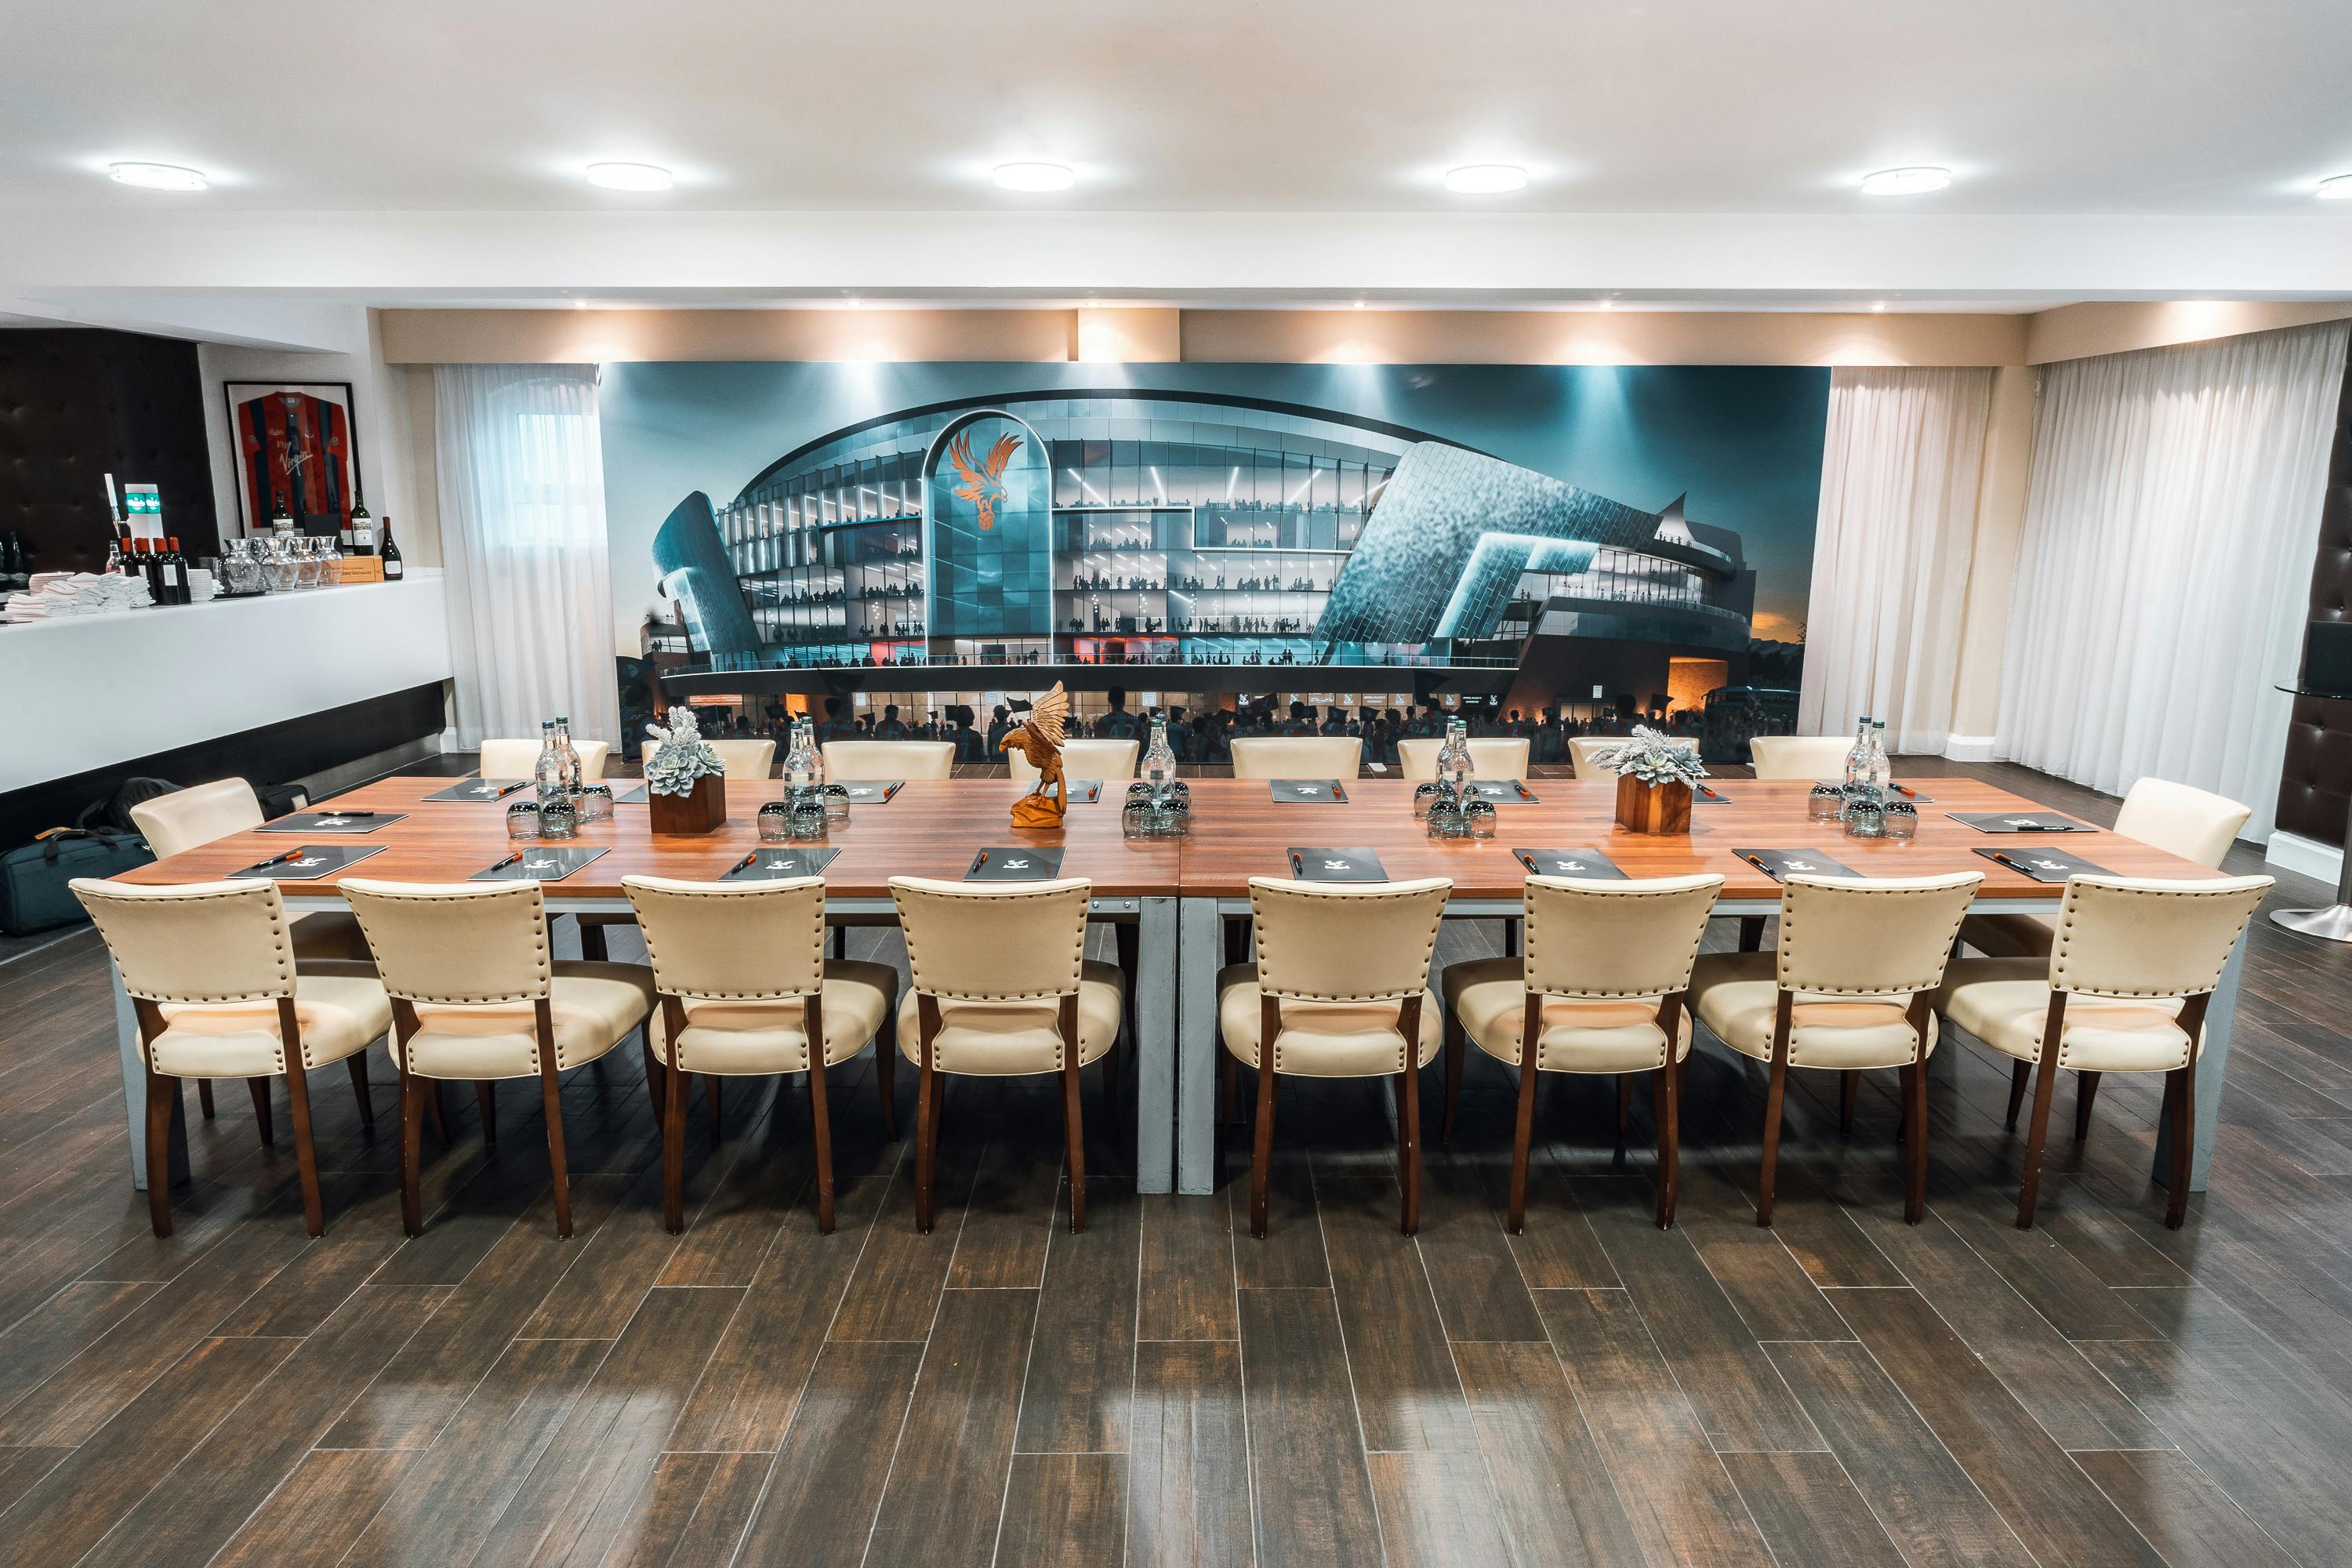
[
  {"xmin": 822, "ymin": 740, "xmax": 956, "ymax": 780},
  {"xmin": 1396, "ymin": 737, "xmax": 1532, "ymax": 781},
  {"xmin": 2114, "ymin": 778, "xmax": 2251, "ymax": 868},
  {"xmin": 129, "ymin": 779, "xmax": 263, "ymax": 858},
  {"xmin": 1228, "ymin": 735, "xmax": 1363, "ymax": 780},
  {"xmin": 1009, "ymin": 738, "xmax": 1140, "ymax": 782},
  {"xmin": 72, "ymin": 877, "xmax": 295, "ymax": 1003},
  {"xmin": 1747, "ymin": 735, "xmax": 1857, "ymax": 782},
  {"xmin": 2052, "ymin": 874, "xmax": 2272, "ymax": 999},
  {"xmin": 623, "ymin": 874, "xmax": 823, "ymax": 1001},
  {"xmin": 891, "ymin": 876, "xmax": 1092, "ymax": 1003},
  {"xmin": 1567, "ymin": 735, "xmax": 1697, "ymax": 779},
  {"xmin": 477, "ymin": 739, "xmax": 611, "ymax": 782},
  {"xmin": 342, "ymin": 879, "xmax": 551, "ymax": 1004},
  {"xmin": 1247, "ymin": 877, "xmax": 1450, "ymax": 1002},
  {"xmin": 1777, "ymin": 872, "xmax": 1984, "ymax": 996},
  {"xmin": 1523, "ymin": 873, "xmax": 1724, "ymax": 1000},
  {"xmin": 702, "ymin": 738, "xmax": 777, "ymax": 779}
]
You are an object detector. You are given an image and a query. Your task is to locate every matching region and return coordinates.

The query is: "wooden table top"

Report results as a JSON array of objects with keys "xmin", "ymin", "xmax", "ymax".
[{"xmin": 116, "ymin": 773, "xmax": 2228, "ymax": 903}]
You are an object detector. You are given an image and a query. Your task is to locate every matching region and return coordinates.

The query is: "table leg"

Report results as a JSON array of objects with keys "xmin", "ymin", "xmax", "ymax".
[
  {"xmin": 1133, "ymin": 897, "xmax": 1176, "ymax": 1195},
  {"xmin": 114, "ymin": 952, "xmax": 188, "ymax": 1192},
  {"xmin": 1177, "ymin": 897, "xmax": 1224, "ymax": 1196},
  {"xmin": 2154, "ymin": 920, "xmax": 2245, "ymax": 1193}
]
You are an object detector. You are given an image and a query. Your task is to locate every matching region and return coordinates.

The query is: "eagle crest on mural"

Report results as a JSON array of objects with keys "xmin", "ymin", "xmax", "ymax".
[{"xmin": 946, "ymin": 429, "xmax": 1022, "ymax": 531}]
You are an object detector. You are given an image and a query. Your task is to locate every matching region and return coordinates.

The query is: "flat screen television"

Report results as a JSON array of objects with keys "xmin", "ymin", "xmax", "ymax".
[{"xmin": 2307, "ymin": 620, "xmax": 2352, "ymax": 699}]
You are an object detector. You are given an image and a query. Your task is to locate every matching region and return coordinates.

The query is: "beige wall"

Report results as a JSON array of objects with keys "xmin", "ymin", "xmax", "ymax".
[
  {"xmin": 2025, "ymin": 300, "xmax": 2352, "ymax": 365},
  {"xmin": 381, "ymin": 308, "xmax": 1077, "ymax": 365},
  {"xmin": 394, "ymin": 362, "xmax": 443, "ymax": 569}
]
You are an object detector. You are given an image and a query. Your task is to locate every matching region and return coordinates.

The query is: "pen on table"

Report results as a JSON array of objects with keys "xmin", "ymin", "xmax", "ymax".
[
  {"xmin": 728, "ymin": 851, "xmax": 760, "ymax": 876},
  {"xmin": 1290, "ymin": 851, "xmax": 1304, "ymax": 875},
  {"xmin": 1331, "ymin": 783, "xmax": 1348, "ymax": 802},
  {"xmin": 1889, "ymin": 782, "xmax": 1917, "ymax": 797},
  {"xmin": 1513, "ymin": 781, "xmax": 1534, "ymax": 800},
  {"xmin": 328, "ymin": 810, "xmax": 378, "ymax": 818},
  {"xmin": 968, "ymin": 850, "xmax": 988, "ymax": 876},
  {"xmin": 248, "ymin": 848, "xmax": 307, "ymax": 873},
  {"xmin": 485, "ymin": 851, "xmax": 523, "ymax": 874}
]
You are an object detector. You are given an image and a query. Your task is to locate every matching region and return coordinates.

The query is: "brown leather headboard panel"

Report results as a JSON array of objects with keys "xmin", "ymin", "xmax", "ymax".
[{"xmin": 2277, "ymin": 353, "xmax": 2352, "ymax": 848}]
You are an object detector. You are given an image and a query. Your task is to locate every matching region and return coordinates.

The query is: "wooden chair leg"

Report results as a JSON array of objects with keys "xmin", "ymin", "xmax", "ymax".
[
  {"xmin": 2164, "ymin": 1066, "xmax": 2194, "ymax": 1229},
  {"xmin": 2005, "ymin": 1059, "xmax": 2031, "ymax": 1128},
  {"xmin": 197, "ymin": 1078, "xmax": 216, "ymax": 1120},
  {"xmin": 705, "ymin": 1075, "xmax": 723, "ymax": 1143},
  {"xmin": 1250, "ymin": 1058, "xmax": 1277, "ymax": 1240},
  {"xmin": 662, "ymin": 1047, "xmax": 688, "ymax": 1233},
  {"xmin": 1507, "ymin": 1012, "xmax": 1540, "ymax": 1235},
  {"xmin": 1902, "ymin": 1062, "xmax": 1928, "ymax": 1224},
  {"xmin": 145, "ymin": 1067, "xmax": 177, "ymax": 1238},
  {"xmin": 537, "ymin": 1002, "xmax": 572, "ymax": 1240},
  {"xmin": 2074, "ymin": 1072, "xmax": 2102, "ymax": 1142},
  {"xmin": 1399, "ymin": 1048, "xmax": 1423, "ymax": 1237},
  {"xmin": 2015, "ymin": 1062, "xmax": 2062, "ymax": 1230},
  {"xmin": 397, "ymin": 1065, "xmax": 424, "ymax": 1236},
  {"xmin": 915, "ymin": 1063, "xmax": 937, "ymax": 1234},
  {"xmin": 475, "ymin": 1081, "xmax": 496, "ymax": 1148},
  {"xmin": 1614, "ymin": 1073, "xmax": 1632, "ymax": 1163},
  {"xmin": 874, "ymin": 1014, "xmax": 898, "ymax": 1142},
  {"xmin": 1839, "ymin": 1071, "xmax": 1858, "ymax": 1136},
  {"xmin": 1063, "ymin": 1054, "xmax": 1089, "ymax": 1235},
  {"xmin": 808, "ymin": 1064, "xmax": 837, "ymax": 1235},
  {"xmin": 1656, "ymin": 1059, "xmax": 1682, "ymax": 1229},
  {"xmin": 1756, "ymin": 993, "xmax": 1792, "ymax": 1227},
  {"xmin": 285, "ymin": 1060, "xmax": 325, "ymax": 1238},
  {"xmin": 247, "ymin": 1077, "xmax": 274, "ymax": 1148},
  {"xmin": 347, "ymin": 1051, "xmax": 375, "ymax": 1130},
  {"xmin": 1441, "ymin": 1014, "xmax": 1466, "ymax": 1148},
  {"xmin": 641, "ymin": 1038, "xmax": 666, "ymax": 1118},
  {"xmin": 425, "ymin": 1083, "xmax": 448, "ymax": 1145}
]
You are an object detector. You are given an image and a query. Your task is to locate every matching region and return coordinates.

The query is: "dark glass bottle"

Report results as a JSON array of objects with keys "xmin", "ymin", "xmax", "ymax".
[
  {"xmin": 163, "ymin": 535, "xmax": 191, "ymax": 604},
  {"xmin": 379, "ymin": 518, "xmax": 404, "ymax": 580},
  {"xmin": 347, "ymin": 488, "xmax": 375, "ymax": 555},
  {"xmin": 138, "ymin": 537, "xmax": 165, "ymax": 604}
]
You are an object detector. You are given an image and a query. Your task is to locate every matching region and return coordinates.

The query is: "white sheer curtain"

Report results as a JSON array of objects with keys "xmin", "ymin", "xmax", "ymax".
[
  {"xmin": 1997, "ymin": 321, "xmax": 2348, "ymax": 839},
  {"xmin": 1798, "ymin": 367, "xmax": 1995, "ymax": 753},
  {"xmin": 435, "ymin": 364, "xmax": 622, "ymax": 750}
]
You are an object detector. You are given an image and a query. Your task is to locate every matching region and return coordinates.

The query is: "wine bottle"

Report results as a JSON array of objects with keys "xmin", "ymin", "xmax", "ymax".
[
  {"xmin": 379, "ymin": 518, "xmax": 404, "ymax": 579},
  {"xmin": 162, "ymin": 536, "xmax": 190, "ymax": 604},
  {"xmin": 0, "ymin": 532, "xmax": 23, "ymax": 592},
  {"xmin": 347, "ymin": 489, "xmax": 375, "ymax": 556},
  {"xmin": 139, "ymin": 537, "xmax": 165, "ymax": 604}
]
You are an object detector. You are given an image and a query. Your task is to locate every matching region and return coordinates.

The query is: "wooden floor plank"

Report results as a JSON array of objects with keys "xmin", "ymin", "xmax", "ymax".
[
  {"xmin": 1367, "ymin": 1450, "xmax": 1515, "ymax": 1568},
  {"xmin": 655, "ymin": 1448, "xmax": 771, "ymax": 1568},
  {"xmin": 947, "ymin": 1123, "xmax": 1065, "ymax": 1290},
  {"xmin": 1136, "ymin": 1193, "xmax": 1240, "ymax": 1341},
  {"xmin": 1230, "ymin": 1155, "xmax": 1327, "ymax": 1289},
  {"xmin": 731, "ymin": 1340, "xmax": 923, "ymax": 1568},
  {"xmin": 1239, "ymin": 1287, "xmax": 1385, "ymax": 1568},
  {"xmin": 1721, "ymin": 1450, "xmax": 1911, "ymax": 1568},
  {"xmin": 1017, "ymin": 1177, "xmax": 1139, "ymax": 1454},
  {"xmin": 1414, "ymin": 1154, "xmax": 1549, "ymax": 1342},
  {"xmin": 2071, "ymin": 1449, "xmax": 2301, "ymax": 1568},
  {"xmin": 0, "ymin": 1279, "xmax": 162, "ymax": 1418},
  {"xmin": 866, "ymin": 1287, "xmax": 1040, "ymax": 1568},
  {"xmin": 207, "ymin": 1449, "xmax": 418, "ymax": 1568},
  {"xmin": 996, "ymin": 1452, "xmax": 1129, "ymax": 1568},
  {"xmin": 1127, "ymin": 1341, "xmax": 1253, "ymax": 1568},
  {"xmin": 1533, "ymin": 1288, "xmax": 1777, "ymax": 1568},
  {"xmin": 825, "ymin": 1135, "xmax": 982, "ymax": 1341},
  {"xmin": 1494, "ymin": 1155, "xmax": 1620, "ymax": 1290},
  {"xmin": 1453, "ymin": 1338, "xmax": 1648, "ymax": 1568},
  {"xmin": 1315, "ymin": 1174, "xmax": 1479, "ymax": 1452}
]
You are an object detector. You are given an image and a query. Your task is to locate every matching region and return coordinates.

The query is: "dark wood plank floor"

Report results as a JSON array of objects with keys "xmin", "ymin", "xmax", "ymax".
[{"xmin": 3, "ymin": 756, "xmax": 2351, "ymax": 1566}]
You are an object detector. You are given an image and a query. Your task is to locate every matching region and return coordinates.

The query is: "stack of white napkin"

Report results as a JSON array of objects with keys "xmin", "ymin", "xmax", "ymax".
[{"xmin": 4, "ymin": 572, "xmax": 154, "ymax": 624}]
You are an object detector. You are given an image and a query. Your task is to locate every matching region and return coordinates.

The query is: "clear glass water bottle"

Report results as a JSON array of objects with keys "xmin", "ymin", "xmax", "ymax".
[
  {"xmin": 532, "ymin": 720, "xmax": 572, "ymax": 837},
  {"xmin": 783, "ymin": 717, "xmax": 822, "ymax": 792},
  {"xmin": 1143, "ymin": 717, "xmax": 1178, "ymax": 804},
  {"xmin": 1868, "ymin": 720, "xmax": 1893, "ymax": 801},
  {"xmin": 1437, "ymin": 717, "xmax": 1473, "ymax": 797},
  {"xmin": 553, "ymin": 717, "xmax": 583, "ymax": 793},
  {"xmin": 1841, "ymin": 715, "xmax": 1873, "ymax": 818}
]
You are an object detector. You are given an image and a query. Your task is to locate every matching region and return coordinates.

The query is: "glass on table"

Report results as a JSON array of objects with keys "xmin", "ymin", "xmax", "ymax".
[
  {"xmin": 505, "ymin": 801, "xmax": 543, "ymax": 840},
  {"xmin": 575, "ymin": 783, "xmax": 614, "ymax": 824},
  {"xmin": 1843, "ymin": 799, "xmax": 1886, "ymax": 840},
  {"xmin": 1465, "ymin": 799, "xmax": 1498, "ymax": 840},
  {"xmin": 757, "ymin": 800, "xmax": 791, "ymax": 843},
  {"xmin": 1807, "ymin": 782, "xmax": 1844, "ymax": 821},
  {"xmin": 1881, "ymin": 799, "xmax": 1919, "ymax": 840},
  {"xmin": 1413, "ymin": 782, "xmax": 1439, "ymax": 819}
]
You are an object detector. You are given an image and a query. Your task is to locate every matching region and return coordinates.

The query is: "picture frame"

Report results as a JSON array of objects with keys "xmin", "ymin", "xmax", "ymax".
[{"xmin": 223, "ymin": 380, "xmax": 363, "ymax": 539}]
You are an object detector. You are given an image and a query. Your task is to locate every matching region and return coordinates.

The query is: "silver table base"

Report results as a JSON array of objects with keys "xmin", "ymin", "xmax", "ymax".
[{"xmin": 2270, "ymin": 790, "xmax": 2352, "ymax": 942}]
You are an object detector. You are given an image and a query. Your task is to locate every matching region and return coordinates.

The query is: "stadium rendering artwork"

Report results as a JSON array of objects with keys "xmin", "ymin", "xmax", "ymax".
[{"xmin": 601, "ymin": 362, "xmax": 1830, "ymax": 762}]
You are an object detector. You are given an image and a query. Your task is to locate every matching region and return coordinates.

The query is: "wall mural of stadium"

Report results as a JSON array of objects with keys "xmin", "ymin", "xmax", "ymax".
[{"xmin": 598, "ymin": 363, "xmax": 1830, "ymax": 760}]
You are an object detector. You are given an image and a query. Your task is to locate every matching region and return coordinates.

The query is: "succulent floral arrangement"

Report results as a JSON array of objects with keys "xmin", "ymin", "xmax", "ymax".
[
  {"xmin": 1609, "ymin": 725, "xmax": 1708, "ymax": 786},
  {"xmin": 643, "ymin": 706, "xmax": 724, "ymax": 797}
]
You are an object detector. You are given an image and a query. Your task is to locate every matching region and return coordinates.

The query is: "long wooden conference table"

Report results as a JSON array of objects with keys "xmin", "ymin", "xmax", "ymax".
[{"xmin": 113, "ymin": 772, "xmax": 2242, "ymax": 1200}]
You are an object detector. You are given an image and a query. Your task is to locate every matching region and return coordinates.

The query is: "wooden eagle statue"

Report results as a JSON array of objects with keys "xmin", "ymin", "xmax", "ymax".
[{"xmin": 1002, "ymin": 683, "xmax": 1071, "ymax": 828}]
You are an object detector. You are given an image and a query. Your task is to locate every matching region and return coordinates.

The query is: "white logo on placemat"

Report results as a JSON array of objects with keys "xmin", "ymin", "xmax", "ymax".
[
  {"xmin": 1294, "ymin": 785, "xmax": 1319, "ymax": 794},
  {"xmin": 290, "ymin": 856, "xmax": 323, "ymax": 869},
  {"xmin": 524, "ymin": 858, "xmax": 558, "ymax": 871},
  {"xmin": 1785, "ymin": 859, "xmax": 1818, "ymax": 871},
  {"xmin": 1003, "ymin": 858, "xmax": 1032, "ymax": 870},
  {"xmin": 1323, "ymin": 859, "xmax": 1351, "ymax": 871},
  {"xmin": 472, "ymin": 784, "xmax": 501, "ymax": 796},
  {"xmin": 317, "ymin": 816, "xmax": 349, "ymax": 826}
]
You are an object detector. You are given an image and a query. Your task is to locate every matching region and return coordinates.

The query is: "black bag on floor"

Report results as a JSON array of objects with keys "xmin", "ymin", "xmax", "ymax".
[
  {"xmin": 0, "ymin": 828, "xmax": 154, "ymax": 936},
  {"xmin": 74, "ymin": 776, "xmax": 182, "ymax": 834}
]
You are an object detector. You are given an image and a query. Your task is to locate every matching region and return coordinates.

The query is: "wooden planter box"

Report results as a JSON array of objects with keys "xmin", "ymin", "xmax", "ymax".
[
  {"xmin": 648, "ymin": 775, "xmax": 726, "ymax": 836},
  {"xmin": 1614, "ymin": 774, "xmax": 1693, "ymax": 836}
]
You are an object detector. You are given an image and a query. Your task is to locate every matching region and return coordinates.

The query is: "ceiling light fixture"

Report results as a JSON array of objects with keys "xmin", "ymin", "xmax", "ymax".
[
  {"xmin": 1860, "ymin": 165, "xmax": 1951, "ymax": 196},
  {"xmin": 108, "ymin": 162, "xmax": 207, "ymax": 191},
  {"xmin": 1445, "ymin": 164, "xmax": 1527, "ymax": 194},
  {"xmin": 993, "ymin": 162, "xmax": 1074, "ymax": 192},
  {"xmin": 1871, "ymin": 300, "xmax": 1888, "ymax": 312},
  {"xmin": 585, "ymin": 162, "xmax": 673, "ymax": 191},
  {"xmin": 2320, "ymin": 174, "xmax": 2352, "ymax": 201}
]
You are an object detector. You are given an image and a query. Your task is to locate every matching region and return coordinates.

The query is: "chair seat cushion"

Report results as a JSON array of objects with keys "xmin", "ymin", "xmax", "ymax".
[
  {"xmin": 154, "ymin": 970, "xmax": 391, "ymax": 1078},
  {"xmin": 289, "ymin": 909, "xmax": 374, "ymax": 964},
  {"xmin": 652, "ymin": 960, "xmax": 898, "ymax": 1074},
  {"xmin": 1217, "ymin": 965, "xmax": 1443, "ymax": 1076},
  {"xmin": 1688, "ymin": 952, "xmax": 1935, "ymax": 1069},
  {"xmin": 1934, "ymin": 958, "xmax": 2193, "ymax": 1072},
  {"xmin": 1442, "ymin": 956, "xmax": 1692, "ymax": 1074},
  {"xmin": 403, "ymin": 960, "xmax": 655, "ymax": 1080},
  {"xmin": 1958, "ymin": 910, "xmax": 2056, "ymax": 960},
  {"xmin": 895, "ymin": 960, "xmax": 1124, "ymax": 1076}
]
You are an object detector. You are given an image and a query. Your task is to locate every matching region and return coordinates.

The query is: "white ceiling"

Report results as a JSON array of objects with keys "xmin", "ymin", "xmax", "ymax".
[{"xmin": 1, "ymin": 1, "xmax": 2348, "ymax": 321}]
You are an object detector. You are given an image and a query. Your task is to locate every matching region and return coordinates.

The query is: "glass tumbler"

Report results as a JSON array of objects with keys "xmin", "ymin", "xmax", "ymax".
[
  {"xmin": 505, "ymin": 801, "xmax": 543, "ymax": 840},
  {"xmin": 1466, "ymin": 800, "xmax": 1498, "ymax": 840},
  {"xmin": 1882, "ymin": 800, "xmax": 1918, "ymax": 840},
  {"xmin": 1843, "ymin": 800, "xmax": 1886, "ymax": 840},
  {"xmin": 757, "ymin": 801, "xmax": 791, "ymax": 843},
  {"xmin": 1807, "ymin": 782, "xmax": 1843, "ymax": 821},
  {"xmin": 1413, "ymin": 782, "xmax": 1438, "ymax": 819},
  {"xmin": 575, "ymin": 783, "xmax": 614, "ymax": 824}
]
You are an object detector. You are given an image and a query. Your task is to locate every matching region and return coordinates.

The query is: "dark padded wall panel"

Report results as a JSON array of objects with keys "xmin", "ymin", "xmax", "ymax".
[
  {"xmin": 2278, "ymin": 353, "xmax": 2352, "ymax": 848},
  {"xmin": 0, "ymin": 328, "xmax": 217, "ymax": 576}
]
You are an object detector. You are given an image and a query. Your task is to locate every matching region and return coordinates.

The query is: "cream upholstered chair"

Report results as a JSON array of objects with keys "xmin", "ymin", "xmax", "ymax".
[
  {"xmin": 1747, "ymin": 735, "xmax": 1858, "ymax": 781},
  {"xmin": 1219, "ymin": 877, "xmax": 1450, "ymax": 1236},
  {"xmin": 702, "ymin": 738, "xmax": 777, "ymax": 779},
  {"xmin": 72, "ymin": 878, "xmax": 390, "ymax": 1239},
  {"xmin": 1936, "ymin": 873, "xmax": 2270, "ymax": 1229},
  {"xmin": 1440, "ymin": 873, "xmax": 1722, "ymax": 1230},
  {"xmin": 1396, "ymin": 737, "xmax": 1532, "ymax": 781},
  {"xmin": 128, "ymin": 778, "xmax": 379, "ymax": 1124},
  {"xmin": 1227, "ymin": 735, "xmax": 1363, "ymax": 779},
  {"xmin": 1960, "ymin": 778, "xmax": 2252, "ymax": 960},
  {"xmin": 822, "ymin": 740, "xmax": 956, "ymax": 780},
  {"xmin": 342, "ymin": 879, "xmax": 654, "ymax": 1238},
  {"xmin": 477, "ymin": 738, "xmax": 610, "ymax": 782},
  {"xmin": 624, "ymin": 875, "xmax": 898, "ymax": 1233},
  {"xmin": 1567, "ymin": 735, "xmax": 1698, "ymax": 779},
  {"xmin": 1009, "ymin": 738, "xmax": 1139, "ymax": 782},
  {"xmin": 890, "ymin": 877, "xmax": 1126, "ymax": 1233},
  {"xmin": 1689, "ymin": 871, "xmax": 1983, "ymax": 1226}
]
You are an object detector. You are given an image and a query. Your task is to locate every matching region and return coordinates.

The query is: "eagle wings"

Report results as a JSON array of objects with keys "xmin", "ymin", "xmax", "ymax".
[{"xmin": 946, "ymin": 430, "xmax": 1022, "ymax": 531}]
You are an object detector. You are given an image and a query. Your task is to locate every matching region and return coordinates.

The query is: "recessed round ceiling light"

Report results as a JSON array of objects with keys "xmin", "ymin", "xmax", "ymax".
[
  {"xmin": 993, "ymin": 162, "xmax": 1074, "ymax": 192},
  {"xmin": 1445, "ymin": 164, "xmax": 1527, "ymax": 194},
  {"xmin": 1860, "ymin": 165, "xmax": 1951, "ymax": 196},
  {"xmin": 2319, "ymin": 174, "xmax": 2352, "ymax": 201},
  {"xmin": 586, "ymin": 162, "xmax": 673, "ymax": 191},
  {"xmin": 108, "ymin": 162, "xmax": 207, "ymax": 191}
]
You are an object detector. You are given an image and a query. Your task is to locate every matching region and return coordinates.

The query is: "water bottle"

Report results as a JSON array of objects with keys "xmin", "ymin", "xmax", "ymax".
[
  {"xmin": 783, "ymin": 717, "xmax": 822, "ymax": 792},
  {"xmin": 532, "ymin": 721, "xmax": 569, "ymax": 833},
  {"xmin": 1143, "ymin": 717, "xmax": 1178, "ymax": 805},
  {"xmin": 553, "ymin": 717, "xmax": 583, "ymax": 793},
  {"xmin": 1437, "ymin": 717, "xmax": 1473, "ymax": 798},
  {"xmin": 1869, "ymin": 720, "xmax": 1893, "ymax": 800},
  {"xmin": 1841, "ymin": 716, "xmax": 1873, "ymax": 817}
]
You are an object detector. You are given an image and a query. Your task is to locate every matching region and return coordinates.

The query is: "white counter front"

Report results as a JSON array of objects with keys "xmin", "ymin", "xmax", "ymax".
[{"xmin": 0, "ymin": 572, "xmax": 453, "ymax": 792}]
